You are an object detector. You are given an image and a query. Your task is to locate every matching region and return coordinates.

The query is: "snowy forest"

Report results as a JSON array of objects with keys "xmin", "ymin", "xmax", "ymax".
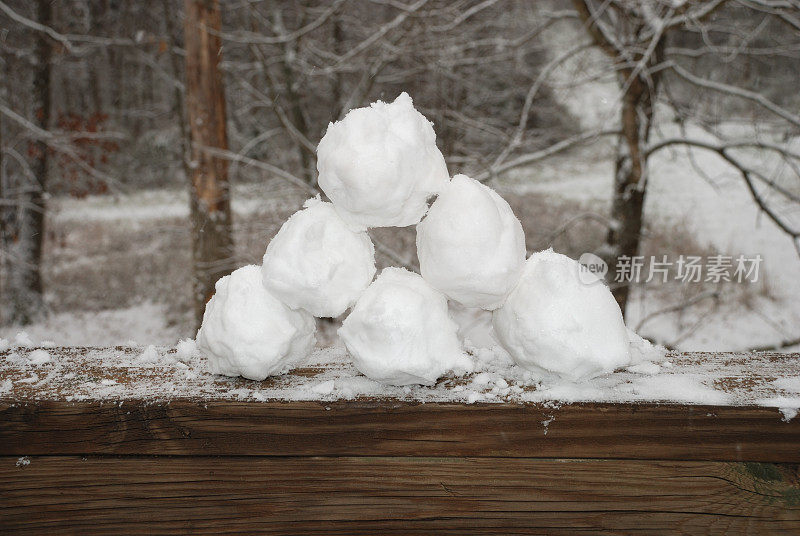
[{"xmin": 1, "ymin": 0, "xmax": 799, "ymax": 352}]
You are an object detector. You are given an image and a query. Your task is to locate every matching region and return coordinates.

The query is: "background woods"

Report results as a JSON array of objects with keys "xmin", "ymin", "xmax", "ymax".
[{"xmin": 1, "ymin": 0, "xmax": 799, "ymax": 350}]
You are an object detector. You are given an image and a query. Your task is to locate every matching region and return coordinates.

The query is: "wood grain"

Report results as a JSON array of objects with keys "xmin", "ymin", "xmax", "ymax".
[
  {"xmin": 2, "ymin": 349, "xmax": 799, "ymax": 406},
  {"xmin": 2, "ymin": 456, "xmax": 798, "ymax": 535},
  {"xmin": 1, "ymin": 400, "xmax": 798, "ymax": 461}
]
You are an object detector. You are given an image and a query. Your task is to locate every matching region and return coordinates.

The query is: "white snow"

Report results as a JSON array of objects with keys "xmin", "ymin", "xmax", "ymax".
[
  {"xmin": 175, "ymin": 338, "xmax": 198, "ymax": 363},
  {"xmin": 310, "ymin": 379, "xmax": 335, "ymax": 395},
  {"xmin": 0, "ymin": 302, "xmax": 184, "ymax": 347},
  {"xmin": 0, "ymin": 338, "xmax": 9, "ymax": 352},
  {"xmin": 493, "ymin": 249, "xmax": 631, "ymax": 381},
  {"xmin": 627, "ymin": 361, "xmax": 661, "ymax": 375},
  {"xmin": 773, "ymin": 376, "xmax": 800, "ymax": 393},
  {"xmin": 262, "ymin": 196, "xmax": 376, "ymax": 317},
  {"xmin": 448, "ymin": 303, "xmax": 496, "ymax": 349},
  {"xmin": 417, "ymin": 174, "xmax": 526, "ymax": 310},
  {"xmin": 26, "ymin": 349, "xmax": 51, "ymax": 365},
  {"xmin": 339, "ymin": 267, "xmax": 473, "ymax": 385},
  {"xmin": 628, "ymin": 327, "xmax": 667, "ymax": 365},
  {"xmin": 317, "ymin": 92, "xmax": 449, "ymax": 228},
  {"xmin": 197, "ymin": 265, "xmax": 316, "ymax": 380},
  {"xmin": 14, "ymin": 332, "xmax": 33, "ymax": 348},
  {"xmin": 138, "ymin": 345, "xmax": 159, "ymax": 363}
]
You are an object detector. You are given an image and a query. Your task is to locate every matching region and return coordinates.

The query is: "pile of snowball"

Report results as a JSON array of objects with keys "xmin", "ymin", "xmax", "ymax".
[{"xmin": 197, "ymin": 93, "xmax": 636, "ymax": 385}]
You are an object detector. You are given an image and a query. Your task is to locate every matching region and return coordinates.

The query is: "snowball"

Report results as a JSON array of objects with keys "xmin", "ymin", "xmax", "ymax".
[
  {"xmin": 417, "ymin": 174, "xmax": 526, "ymax": 309},
  {"xmin": 492, "ymin": 249, "xmax": 631, "ymax": 381},
  {"xmin": 262, "ymin": 197, "xmax": 376, "ymax": 317},
  {"xmin": 339, "ymin": 267, "xmax": 472, "ymax": 385},
  {"xmin": 197, "ymin": 265, "xmax": 316, "ymax": 380},
  {"xmin": 317, "ymin": 93, "xmax": 449, "ymax": 228}
]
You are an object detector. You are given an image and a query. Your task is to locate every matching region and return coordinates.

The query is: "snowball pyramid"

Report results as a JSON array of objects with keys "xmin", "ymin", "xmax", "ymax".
[
  {"xmin": 492, "ymin": 249, "xmax": 631, "ymax": 381},
  {"xmin": 262, "ymin": 196, "xmax": 376, "ymax": 318},
  {"xmin": 317, "ymin": 92, "xmax": 449, "ymax": 229},
  {"xmin": 197, "ymin": 265, "xmax": 316, "ymax": 380},
  {"xmin": 339, "ymin": 267, "xmax": 473, "ymax": 385},
  {"xmin": 416, "ymin": 174, "xmax": 526, "ymax": 310}
]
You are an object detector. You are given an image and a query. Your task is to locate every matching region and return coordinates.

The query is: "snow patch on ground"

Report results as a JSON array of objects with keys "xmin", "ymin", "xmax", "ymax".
[{"xmin": 0, "ymin": 302, "xmax": 182, "ymax": 347}]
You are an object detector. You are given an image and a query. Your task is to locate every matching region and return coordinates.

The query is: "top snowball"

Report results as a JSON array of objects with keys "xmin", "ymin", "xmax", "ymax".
[
  {"xmin": 417, "ymin": 174, "xmax": 526, "ymax": 310},
  {"xmin": 316, "ymin": 92, "xmax": 449, "ymax": 228}
]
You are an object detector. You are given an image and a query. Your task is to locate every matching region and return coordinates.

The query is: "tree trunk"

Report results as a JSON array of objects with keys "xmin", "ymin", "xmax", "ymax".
[
  {"xmin": 603, "ymin": 69, "xmax": 660, "ymax": 316},
  {"xmin": 183, "ymin": 0, "xmax": 235, "ymax": 330},
  {"xmin": 1, "ymin": 0, "xmax": 51, "ymax": 325}
]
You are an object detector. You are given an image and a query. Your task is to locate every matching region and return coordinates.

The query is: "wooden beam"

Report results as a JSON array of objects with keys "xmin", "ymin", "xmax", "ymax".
[
  {"xmin": 2, "ymin": 456, "xmax": 798, "ymax": 534},
  {"xmin": 1, "ymin": 400, "xmax": 798, "ymax": 461}
]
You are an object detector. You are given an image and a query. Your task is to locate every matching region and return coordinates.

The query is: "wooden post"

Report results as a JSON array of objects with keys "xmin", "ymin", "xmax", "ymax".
[{"xmin": 183, "ymin": 0, "xmax": 235, "ymax": 330}]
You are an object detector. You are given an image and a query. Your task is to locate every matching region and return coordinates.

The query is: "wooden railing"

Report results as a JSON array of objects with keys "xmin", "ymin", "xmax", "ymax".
[{"xmin": 1, "ymin": 347, "xmax": 799, "ymax": 534}]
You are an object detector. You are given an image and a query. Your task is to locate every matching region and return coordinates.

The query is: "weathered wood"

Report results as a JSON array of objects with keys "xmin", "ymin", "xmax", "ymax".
[
  {"xmin": 2, "ymin": 348, "xmax": 799, "ymax": 533},
  {"xmin": 1, "ymin": 400, "xmax": 798, "ymax": 461},
  {"xmin": 2, "ymin": 456, "xmax": 798, "ymax": 534},
  {"xmin": 2, "ymin": 347, "xmax": 798, "ymax": 406},
  {"xmin": 2, "ymin": 349, "xmax": 799, "ymax": 461}
]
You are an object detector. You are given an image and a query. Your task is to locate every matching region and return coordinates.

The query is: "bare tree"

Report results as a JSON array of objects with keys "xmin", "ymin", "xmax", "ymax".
[
  {"xmin": 183, "ymin": 0, "xmax": 235, "ymax": 329},
  {"xmin": 563, "ymin": 0, "xmax": 800, "ymax": 316},
  {"xmin": 0, "ymin": 0, "xmax": 51, "ymax": 324}
]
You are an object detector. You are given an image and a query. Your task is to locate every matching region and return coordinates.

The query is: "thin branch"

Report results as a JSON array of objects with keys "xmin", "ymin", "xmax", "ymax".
[
  {"xmin": 0, "ymin": 0, "xmax": 72, "ymax": 52},
  {"xmin": 218, "ymin": 0, "xmax": 346, "ymax": 45},
  {"xmin": 748, "ymin": 336, "xmax": 800, "ymax": 352},
  {"xmin": 475, "ymin": 129, "xmax": 620, "ymax": 182},
  {"xmin": 491, "ymin": 41, "xmax": 594, "ymax": 169},
  {"xmin": 197, "ymin": 145, "xmax": 317, "ymax": 194},
  {"xmin": 326, "ymin": 0, "xmax": 430, "ymax": 71},
  {"xmin": 635, "ymin": 290, "xmax": 720, "ymax": 333},
  {"xmin": 647, "ymin": 137, "xmax": 800, "ymax": 256},
  {"xmin": 668, "ymin": 62, "xmax": 800, "ymax": 129},
  {"xmin": 0, "ymin": 0, "xmax": 138, "ymax": 51}
]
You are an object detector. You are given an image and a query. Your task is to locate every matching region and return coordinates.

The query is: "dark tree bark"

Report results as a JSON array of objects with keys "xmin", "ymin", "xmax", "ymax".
[
  {"xmin": 2, "ymin": 0, "xmax": 52, "ymax": 325},
  {"xmin": 573, "ymin": 0, "xmax": 664, "ymax": 316},
  {"xmin": 604, "ymin": 65, "xmax": 662, "ymax": 312},
  {"xmin": 183, "ymin": 0, "xmax": 235, "ymax": 330}
]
